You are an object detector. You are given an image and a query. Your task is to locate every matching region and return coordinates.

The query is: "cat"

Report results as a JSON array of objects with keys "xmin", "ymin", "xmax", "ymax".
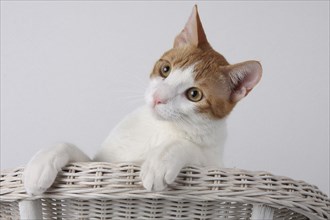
[{"xmin": 23, "ymin": 5, "xmax": 262, "ymax": 195}]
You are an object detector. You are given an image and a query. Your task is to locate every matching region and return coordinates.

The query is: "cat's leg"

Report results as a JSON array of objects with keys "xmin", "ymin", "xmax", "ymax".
[
  {"xmin": 140, "ymin": 140, "xmax": 203, "ymax": 191},
  {"xmin": 19, "ymin": 200, "xmax": 42, "ymax": 220},
  {"xmin": 251, "ymin": 204, "xmax": 274, "ymax": 219},
  {"xmin": 23, "ymin": 143, "xmax": 91, "ymax": 196}
]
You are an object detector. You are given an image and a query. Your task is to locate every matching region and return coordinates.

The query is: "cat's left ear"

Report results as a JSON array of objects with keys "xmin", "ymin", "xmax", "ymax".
[
  {"xmin": 225, "ymin": 61, "xmax": 262, "ymax": 102},
  {"xmin": 174, "ymin": 5, "xmax": 208, "ymax": 48}
]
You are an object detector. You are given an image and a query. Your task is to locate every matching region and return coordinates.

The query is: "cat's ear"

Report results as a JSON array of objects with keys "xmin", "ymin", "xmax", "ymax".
[
  {"xmin": 174, "ymin": 5, "xmax": 208, "ymax": 48},
  {"xmin": 225, "ymin": 61, "xmax": 262, "ymax": 102}
]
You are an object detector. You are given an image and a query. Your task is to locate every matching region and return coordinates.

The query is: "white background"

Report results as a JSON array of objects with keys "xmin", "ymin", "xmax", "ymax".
[{"xmin": 1, "ymin": 2, "xmax": 329, "ymax": 194}]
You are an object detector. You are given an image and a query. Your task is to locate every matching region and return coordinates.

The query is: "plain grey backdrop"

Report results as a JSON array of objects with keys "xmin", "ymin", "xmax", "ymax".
[{"xmin": 1, "ymin": 2, "xmax": 329, "ymax": 194}]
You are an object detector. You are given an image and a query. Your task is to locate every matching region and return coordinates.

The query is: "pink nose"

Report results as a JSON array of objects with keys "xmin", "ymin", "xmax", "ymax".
[
  {"xmin": 153, "ymin": 95, "xmax": 167, "ymax": 107},
  {"xmin": 155, "ymin": 98, "xmax": 162, "ymax": 105}
]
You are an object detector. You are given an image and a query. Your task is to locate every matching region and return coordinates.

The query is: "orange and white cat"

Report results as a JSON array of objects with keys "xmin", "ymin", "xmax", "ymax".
[{"xmin": 24, "ymin": 6, "xmax": 262, "ymax": 195}]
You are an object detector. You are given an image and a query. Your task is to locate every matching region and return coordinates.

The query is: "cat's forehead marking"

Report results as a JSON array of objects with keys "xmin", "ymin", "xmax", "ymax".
[
  {"xmin": 162, "ymin": 46, "xmax": 205, "ymax": 70},
  {"xmin": 161, "ymin": 46, "xmax": 228, "ymax": 76}
]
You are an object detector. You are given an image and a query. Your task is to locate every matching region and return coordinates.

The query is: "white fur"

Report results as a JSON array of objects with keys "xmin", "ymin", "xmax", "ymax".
[
  {"xmin": 23, "ymin": 65, "xmax": 227, "ymax": 194},
  {"xmin": 19, "ymin": 200, "xmax": 42, "ymax": 219},
  {"xmin": 251, "ymin": 204, "xmax": 275, "ymax": 219}
]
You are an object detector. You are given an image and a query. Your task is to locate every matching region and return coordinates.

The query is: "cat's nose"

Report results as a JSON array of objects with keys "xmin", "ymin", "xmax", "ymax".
[
  {"xmin": 155, "ymin": 98, "xmax": 162, "ymax": 105},
  {"xmin": 153, "ymin": 95, "xmax": 167, "ymax": 107}
]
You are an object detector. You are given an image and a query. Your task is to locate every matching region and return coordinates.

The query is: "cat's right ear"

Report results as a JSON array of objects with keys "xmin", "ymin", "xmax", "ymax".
[
  {"xmin": 173, "ymin": 5, "xmax": 208, "ymax": 48},
  {"xmin": 224, "ymin": 61, "xmax": 263, "ymax": 103}
]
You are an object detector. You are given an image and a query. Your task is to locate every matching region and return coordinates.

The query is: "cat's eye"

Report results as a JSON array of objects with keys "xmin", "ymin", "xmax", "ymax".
[
  {"xmin": 186, "ymin": 87, "xmax": 203, "ymax": 102},
  {"xmin": 160, "ymin": 64, "xmax": 171, "ymax": 78}
]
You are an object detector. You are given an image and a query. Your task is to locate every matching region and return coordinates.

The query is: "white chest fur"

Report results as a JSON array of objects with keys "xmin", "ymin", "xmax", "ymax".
[{"xmin": 94, "ymin": 105, "xmax": 227, "ymax": 167}]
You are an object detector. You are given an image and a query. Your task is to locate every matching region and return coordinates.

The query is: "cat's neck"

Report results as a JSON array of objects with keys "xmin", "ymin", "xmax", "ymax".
[{"xmin": 171, "ymin": 116, "xmax": 227, "ymax": 148}]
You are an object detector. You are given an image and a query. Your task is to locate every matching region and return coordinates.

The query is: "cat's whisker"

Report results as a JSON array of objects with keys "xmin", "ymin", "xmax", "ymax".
[
  {"xmin": 114, "ymin": 90, "xmax": 144, "ymax": 95},
  {"xmin": 113, "ymin": 96, "xmax": 144, "ymax": 104},
  {"xmin": 112, "ymin": 92, "xmax": 134, "ymax": 97},
  {"xmin": 118, "ymin": 84, "xmax": 146, "ymax": 92},
  {"xmin": 129, "ymin": 73, "xmax": 149, "ymax": 86},
  {"xmin": 112, "ymin": 91, "xmax": 144, "ymax": 99},
  {"xmin": 113, "ymin": 92, "xmax": 145, "ymax": 104},
  {"xmin": 107, "ymin": 75, "xmax": 147, "ymax": 91}
]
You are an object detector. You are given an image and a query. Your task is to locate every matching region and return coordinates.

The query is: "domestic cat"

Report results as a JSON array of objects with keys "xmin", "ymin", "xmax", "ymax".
[{"xmin": 23, "ymin": 5, "xmax": 262, "ymax": 195}]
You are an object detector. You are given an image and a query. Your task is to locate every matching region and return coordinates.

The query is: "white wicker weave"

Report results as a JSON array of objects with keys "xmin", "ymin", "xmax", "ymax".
[{"xmin": 1, "ymin": 162, "xmax": 329, "ymax": 219}]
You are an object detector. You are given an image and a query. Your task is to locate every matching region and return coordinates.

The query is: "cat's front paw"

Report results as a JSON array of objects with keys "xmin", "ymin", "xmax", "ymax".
[
  {"xmin": 140, "ymin": 157, "xmax": 182, "ymax": 191},
  {"xmin": 23, "ymin": 150, "xmax": 68, "ymax": 196}
]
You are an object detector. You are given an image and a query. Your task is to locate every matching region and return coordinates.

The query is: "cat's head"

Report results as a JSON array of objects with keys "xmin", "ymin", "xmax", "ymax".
[{"xmin": 145, "ymin": 5, "xmax": 262, "ymax": 124}]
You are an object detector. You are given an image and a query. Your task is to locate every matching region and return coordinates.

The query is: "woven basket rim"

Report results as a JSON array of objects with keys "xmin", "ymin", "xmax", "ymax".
[{"xmin": 1, "ymin": 162, "xmax": 329, "ymax": 220}]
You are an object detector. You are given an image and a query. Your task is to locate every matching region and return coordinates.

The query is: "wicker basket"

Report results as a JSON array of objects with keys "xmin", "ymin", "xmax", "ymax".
[{"xmin": 0, "ymin": 162, "xmax": 329, "ymax": 219}]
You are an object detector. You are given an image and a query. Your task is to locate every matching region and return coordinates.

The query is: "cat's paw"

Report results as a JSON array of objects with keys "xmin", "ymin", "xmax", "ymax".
[
  {"xmin": 23, "ymin": 150, "xmax": 68, "ymax": 196},
  {"xmin": 140, "ymin": 157, "xmax": 182, "ymax": 191}
]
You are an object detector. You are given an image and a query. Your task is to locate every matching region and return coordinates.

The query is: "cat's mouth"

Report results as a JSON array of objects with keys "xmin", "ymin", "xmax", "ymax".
[
  {"xmin": 151, "ymin": 104, "xmax": 183, "ymax": 122},
  {"xmin": 150, "ymin": 104, "xmax": 167, "ymax": 121}
]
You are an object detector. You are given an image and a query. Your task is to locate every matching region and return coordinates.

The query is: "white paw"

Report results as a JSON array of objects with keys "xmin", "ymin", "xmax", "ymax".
[
  {"xmin": 140, "ymin": 156, "xmax": 183, "ymax": 191},
  {"xmin": 23, "ymin": 150, "xmax": 68, "ymax": 196}
]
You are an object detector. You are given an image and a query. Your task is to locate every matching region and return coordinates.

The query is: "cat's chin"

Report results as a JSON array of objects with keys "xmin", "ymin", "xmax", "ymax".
[
  {"xmin": 149, "ymin": 105, "xmax": 174, "ymax": 122},
  {"xmin": 150, "ymin": 108, "xmax": 168, "ymax": 121}
]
